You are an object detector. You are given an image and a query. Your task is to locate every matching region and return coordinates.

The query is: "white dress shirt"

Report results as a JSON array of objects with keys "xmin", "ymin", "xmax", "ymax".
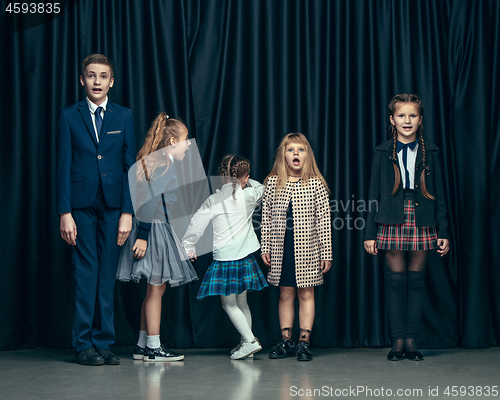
[
  {"xmin": 182, "ymin": 179, "xmax": 265, "ymax": 261},
  {"xmin": 397, "ymin": 142, "xmax": 418, "ymax": 189}
]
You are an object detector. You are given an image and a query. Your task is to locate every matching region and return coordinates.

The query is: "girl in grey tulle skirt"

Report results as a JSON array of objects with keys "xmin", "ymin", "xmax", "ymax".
[{"xmin": 116, "ymin": 113, "xmax": 198, "ymax": 362}]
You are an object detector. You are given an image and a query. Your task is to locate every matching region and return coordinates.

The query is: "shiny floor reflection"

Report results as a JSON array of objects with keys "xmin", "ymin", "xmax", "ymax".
[{"xmin": 0, "ymin": 347, "xmax": 499, "ymax": 400}]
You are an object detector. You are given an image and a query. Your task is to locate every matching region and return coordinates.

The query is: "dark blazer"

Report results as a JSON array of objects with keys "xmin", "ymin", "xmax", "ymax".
[
  {"xmin": 364, "ymin": 138, "xmax": 449, "ymax": 241},
  {"xmin": 56, "ymin": 98, "xmax": 136, "ymax": 215}
]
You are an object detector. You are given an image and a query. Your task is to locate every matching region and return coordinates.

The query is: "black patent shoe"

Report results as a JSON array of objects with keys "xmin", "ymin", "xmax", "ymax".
[
  {"xmin": 144, "ymin": 345, "xmax": 184, "ymax": 362},
  {"xmin": 296, "ymin": 341, "xmax": 313, "ymax": 361},
  {"xmin": 405, "ymin": 351, "xmax": 424, "ymax": 361},
  {"xmin": 387, "ymin": 350, "xmax": 404, "ymax": 361},
  {"xmin": 96, "ymin": 349, "xmax": 120, "ymax": 365},
  {"xmin": 269, "ymin": 339, "xmax": 295, "ymax": 359},
  {"xmin": 133, "ymin": 345, "xmax": 146, "ymax": 360},
  {"xmin": 76, "ymin": 348, "xmax": 104, "ymax": 366}
]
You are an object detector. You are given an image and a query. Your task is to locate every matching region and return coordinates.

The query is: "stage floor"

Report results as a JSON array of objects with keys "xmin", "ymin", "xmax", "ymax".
[{"xmin": 0, "ymin": 347, "xmax": 499, "ymax": 399}]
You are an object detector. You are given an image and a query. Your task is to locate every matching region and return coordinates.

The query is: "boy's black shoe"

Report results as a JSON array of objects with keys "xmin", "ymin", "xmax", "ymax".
[
  {"xmin": 269, "ymin": 339, "xmax": 295, "ymax": 359},
  {"xmin": 296, "ymin": 341, "xmax": 313, "ymax": 361},
  {"xmin": 96, "ymin": 349, "xmax": 120, "ymax": 365},
  {"xmin": 76, "ymin": 348, "xmax": 104, "ymax": 366}
]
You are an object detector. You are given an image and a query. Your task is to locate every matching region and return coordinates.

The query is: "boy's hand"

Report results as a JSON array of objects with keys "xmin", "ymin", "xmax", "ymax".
[
  {"xmin": 363, "ymin": 240, "xmax": 378, "ymax": 255},
  {"xmin": 261, "ymin": 253, "xmax": 271, "ymax": 267},
  {"xmin": 320, "ymin": 260, "xmax": 331, "ymax": 273},
  {"xmin": 60, "ymin": 213, "xmax": 77, "ymax": 245},
  {"xmin": 117, "ymin": 213, "xmax": 133, "ymax": 245},
  {"xmin": 132, "ymin": 239, "xmax": 147, "ymax": 259},
  {"xmin": 437, "ymin": 238, "xmax": 450, "ymax": 256}
]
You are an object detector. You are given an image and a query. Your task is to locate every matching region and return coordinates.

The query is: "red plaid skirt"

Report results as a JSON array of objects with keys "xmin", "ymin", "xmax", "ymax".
[{"xmin": 376, "ymin": 200, "xmax": 437, "ymax": 251}]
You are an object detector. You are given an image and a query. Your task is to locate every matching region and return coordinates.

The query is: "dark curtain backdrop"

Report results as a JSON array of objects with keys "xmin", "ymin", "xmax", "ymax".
[{"xmin": 1, "ymin": 0, "xmax": 498, "ymax": 351}]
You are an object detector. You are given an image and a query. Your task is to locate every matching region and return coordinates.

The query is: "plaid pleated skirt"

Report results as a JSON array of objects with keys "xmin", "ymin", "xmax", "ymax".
[
  {"xmin": 376, "ymin": 200, "xmax": 438, "ymax": 251},
  {"xmin": 197, "ymin": 254, "xmax": 268, "ymax": 299}
]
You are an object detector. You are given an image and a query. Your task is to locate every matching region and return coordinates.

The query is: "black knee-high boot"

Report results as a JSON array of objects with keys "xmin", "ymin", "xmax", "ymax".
[
  {"xmin": 386, "ymin": 271, "xmax": 407, "ymax": 342},
  {"xmin": 405, "ymin": 271, "xmax": 425, "ymax": 360}
]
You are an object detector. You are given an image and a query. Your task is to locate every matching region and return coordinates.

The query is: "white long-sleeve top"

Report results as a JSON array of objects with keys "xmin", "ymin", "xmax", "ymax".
[{"xmin": 182, "ymin": 178, "xmax": 265, "ymax": 261}]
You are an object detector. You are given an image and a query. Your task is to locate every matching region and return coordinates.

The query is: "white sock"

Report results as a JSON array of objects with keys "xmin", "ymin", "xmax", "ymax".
[
  {"xmin": 147, "ymin": 335, "xmax": 161, "ymax": 349},
  {"xmin": 221, "ymin": 294, "xmax": 254, "ymax": 343},
  {"xmin": 137, "ymin": 330, "xmax": 147, "ymax": 348}
]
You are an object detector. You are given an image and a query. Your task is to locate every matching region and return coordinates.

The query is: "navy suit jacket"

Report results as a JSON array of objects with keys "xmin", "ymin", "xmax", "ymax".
[
  {"xmin": 56, "ymin": 98, "xmax": 136, "ymax": 215},
  {"xmin": 364, "ymin": 139, "xmax": 449, "ymax": 241}
]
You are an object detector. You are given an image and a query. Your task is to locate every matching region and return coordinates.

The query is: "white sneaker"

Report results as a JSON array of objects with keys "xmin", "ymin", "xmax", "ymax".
[
  {"xmin": 231, "ymin": 339, "xmax": 244, "ymax": 355},
  {"xmin": 230, "ymin": 338, "xmax": 262, "ymax": 360},
  {"xmin": 231, "ymin": 340, "xmax": 253, "ymax": 358}
]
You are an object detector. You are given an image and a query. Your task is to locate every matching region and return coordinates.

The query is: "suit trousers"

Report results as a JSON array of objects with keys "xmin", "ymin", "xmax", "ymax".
[{"xmin": 71, "ymin": 185, "xmax": 121, "ymax": 352}]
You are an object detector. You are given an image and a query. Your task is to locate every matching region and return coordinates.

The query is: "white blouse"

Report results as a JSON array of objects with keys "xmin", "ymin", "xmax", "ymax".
[
  {"xmin": 182, "ymin": 179, "xmax": 265, "ymax": 261},
  {"xmin": 397, "ymin": 142, "xmax": 418, "ymax": 189}
]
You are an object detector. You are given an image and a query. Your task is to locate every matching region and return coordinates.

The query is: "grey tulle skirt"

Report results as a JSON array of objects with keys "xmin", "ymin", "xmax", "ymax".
[{"xmin": 117, "ymin": 217, "xmax": 198, "ymax": 287}]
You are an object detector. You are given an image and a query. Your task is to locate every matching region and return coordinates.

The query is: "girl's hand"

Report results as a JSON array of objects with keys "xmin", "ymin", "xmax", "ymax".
[
  {"xmin": 437, "ymin": 238, "xmax": 450, "ymax": 256},
  {"xmin": 364, "ymin": 240, "xmax": 378, "ymax": 255},
  {"xmin": 132, "ymin": 239, "xmax": 148, "ymax": 259},
  {"xmin": 261, "ymin": 253, "xmax": 271, "ymax": 266},
  {"xmin": 187, "ymin": 250, "xmax": 197, "ymax": 262},
  {"xmin": 320, "ymin": 260, "xmax": 331, "ymax": 273},
  {"xmin": 60, "ymin": 212, "xmax": 77, "ymax": 245}
]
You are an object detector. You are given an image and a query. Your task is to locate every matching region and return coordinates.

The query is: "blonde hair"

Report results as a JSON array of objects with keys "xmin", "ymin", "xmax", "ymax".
[
  {"xmin": 136, "ymin": 113, "xmax": 187, "ymax": 181},
  {"xmin": 265, "ymin": 132, "xmax": 329, "ymax": 192},
  {"xmin": 218, "ymin": 155, "xmax": 251, "ymax": 200}
]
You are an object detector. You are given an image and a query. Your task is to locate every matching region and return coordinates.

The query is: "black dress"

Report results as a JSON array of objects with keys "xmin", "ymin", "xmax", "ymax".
[{"xmin": 279, "ymin": 201, "xmax": 297, "ymax": 287}]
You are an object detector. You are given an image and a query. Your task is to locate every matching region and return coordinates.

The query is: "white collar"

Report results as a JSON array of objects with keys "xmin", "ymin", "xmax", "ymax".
[{"xmin": 86, "ymin": 96, "xmax": 108, "ymax": 113}]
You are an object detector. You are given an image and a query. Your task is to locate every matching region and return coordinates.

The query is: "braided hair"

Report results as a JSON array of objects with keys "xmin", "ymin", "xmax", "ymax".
[
  {"xmin": 218, "ymin": 155, "xmax": 251, "ymax": 200},
  {"xmin": 388, "ymin": 94, "xmax": 434, "ymax": 200}
]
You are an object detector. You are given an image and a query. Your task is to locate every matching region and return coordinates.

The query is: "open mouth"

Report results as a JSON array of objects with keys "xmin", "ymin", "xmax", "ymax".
[
  {"xmin": 293, "ymin": 157, "xmax": 300, "ymax": 166},
  {"xmin": 92, "ymin": 88, "xmax": 102, "ymax": 93},
  {"xmin": 402, "ymin": 126, "xmax": 413, "ymax": 131}
]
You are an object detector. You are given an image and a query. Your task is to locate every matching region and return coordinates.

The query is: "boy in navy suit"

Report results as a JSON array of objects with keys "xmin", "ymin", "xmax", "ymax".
[{"xmin": 56, "ymin": 54, "xmax": 136, "ymax": 365}]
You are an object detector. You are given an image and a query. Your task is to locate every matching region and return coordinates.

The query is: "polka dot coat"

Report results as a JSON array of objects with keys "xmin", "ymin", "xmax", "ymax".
[{"xmin": 261, "ymin": 176, "xmax": 332, "ymax": 288}]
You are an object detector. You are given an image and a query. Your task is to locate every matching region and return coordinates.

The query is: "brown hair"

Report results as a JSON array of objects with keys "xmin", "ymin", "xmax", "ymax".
[
  {"xmin": 218, "ymin": 155, "xmax": 251, "ymax": 200},
  {"xmin": 388, "ymin": 94, "xmax": 434, "ymax": 200},
  {"xmin": 137, "ymin": 113, "xmax": 187, "ymax": 181},
  {"xmin": 81, "ymin": 54, "xmax": 114, "ymax": 78},
  {"xmin": 265, "ymin": 132, "xmax": 329, "ymax": 192}
]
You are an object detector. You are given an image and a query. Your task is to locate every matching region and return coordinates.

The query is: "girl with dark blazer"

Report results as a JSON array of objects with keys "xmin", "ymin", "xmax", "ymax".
[{"xmin": 364, "ymin": 94, "xmax": 450, "ymax": 362}]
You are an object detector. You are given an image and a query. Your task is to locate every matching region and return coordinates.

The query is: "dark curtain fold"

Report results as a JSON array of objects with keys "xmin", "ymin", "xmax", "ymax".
[{"xmin": 0, "ymin": 0, "xmax": 498, "ymax": 350}]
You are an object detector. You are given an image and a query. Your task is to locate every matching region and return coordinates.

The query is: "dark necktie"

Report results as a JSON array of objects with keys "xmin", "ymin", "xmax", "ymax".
[
  {"xmin": 95, "ymin": 106, "xmax": 103, "ymax": 140},
  {"xmin": 397, "ymin": 140, "xmax": 418, "ymax": 189}
]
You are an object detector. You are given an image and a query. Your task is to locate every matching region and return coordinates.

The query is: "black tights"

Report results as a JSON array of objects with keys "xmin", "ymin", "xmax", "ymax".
[{"xmin": 385, "ymin": 250, "xmax": 427, "ymax": 353}]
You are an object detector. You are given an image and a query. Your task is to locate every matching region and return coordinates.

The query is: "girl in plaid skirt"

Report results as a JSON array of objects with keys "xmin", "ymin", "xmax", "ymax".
[
  {"xmin": 364, "ymin": 94, "xmax": 450, "ymax": 361},
  {"xmin": 182, "ymin": 155, "xmax": 268, "ymax": 359}
]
